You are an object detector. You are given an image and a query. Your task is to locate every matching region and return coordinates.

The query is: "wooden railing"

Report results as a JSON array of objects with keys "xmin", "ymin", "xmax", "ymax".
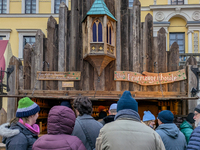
[{"xmin": 179, "ymin": 53, "xmax": 200, "ymax": 66}]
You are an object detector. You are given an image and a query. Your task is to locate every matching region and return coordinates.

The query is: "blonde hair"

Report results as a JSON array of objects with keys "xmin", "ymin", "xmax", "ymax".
[{"xmin": 143, "ymin": 120, "xmax": 153, "ymax": 126}]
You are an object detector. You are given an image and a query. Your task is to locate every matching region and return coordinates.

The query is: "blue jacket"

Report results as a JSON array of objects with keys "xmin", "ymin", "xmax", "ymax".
[
  {"xmin": 0, "ymin": 122, "xmax": 38, "ymax": 150},
  {"xmin": 187, "ymin": 126, "xmax": 200, "ymax": 150},
  {"xmin": 156, "ymin": 123, "xmax": 187, "ymax": 150},
  {"xmin": 72, "ymin": 114, "xmax": 103, "ymax": 150}
]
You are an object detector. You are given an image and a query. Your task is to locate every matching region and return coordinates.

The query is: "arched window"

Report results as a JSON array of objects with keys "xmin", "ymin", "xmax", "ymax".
[
  {"xmin": 92, "ymin": 19, "xmax": 103, "ymax": 42},
  {"xmin": 107, "ymin": 23, "xmax": 112, "ymax": 45}
]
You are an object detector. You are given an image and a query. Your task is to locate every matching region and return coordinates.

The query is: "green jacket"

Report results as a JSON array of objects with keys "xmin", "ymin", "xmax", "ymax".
[{"xmin": 180, "ymin": 120, "xmax": 193, "ymax": 144}]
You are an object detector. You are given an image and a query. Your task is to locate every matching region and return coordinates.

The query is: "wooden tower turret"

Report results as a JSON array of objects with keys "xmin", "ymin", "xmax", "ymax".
[{"xmin": 82, "ymin": 0, "xmax": 117, "ymax": 76}]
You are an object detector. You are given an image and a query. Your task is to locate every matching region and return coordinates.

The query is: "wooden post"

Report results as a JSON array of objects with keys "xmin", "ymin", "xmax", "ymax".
[
  {"xmin": 0, "ymin": 108, "xmax": 7, "ymax": 142},
  {"xmin": 34, "ymin": 30, "xmax": 45, "ymax": 90},
  {"xmin": 45, "ymin": 16, "xmax": 58, "ymax": 90},
  {"xmin": 121, "ymin": 0, "xmax": 129, "ymax": 91},
  {"xmin": 143, "ymin": 13, "xmax": 153, "ymax": 91},
  {"xmin": 187, "ymin": 65, "xmax": 198, "ymax": 113},
  {"xmin": 115, "ymin": 0, "xmax": 121, "ymax": 91},
  {"xmin": 58, "ymin": 2, "xmax": 68, "ymax": 90},
  {"xmin": 129, "ymin": 0, "xmax": 141, "ymax": 91},
  {"xmin": 168, "ymin": 42, "xmax": 180, "ymax": 92},
  {"xmin": 23, "ymin": 44, "xmax": 32, "ymax": 90},
  {"xmin": 157, "ymin": 28, "xmax": 167, "ymax": 92},
  {"xmin": 153, "ymin": 37, "xmax": 159, "ymax": 91},
  {"xmin": 140, "ymin": 22, "xmax": 144, "ymax": 78},
  {"xmin": 7, "ymin": 56, "xmax": 22, "ymax": 122}
]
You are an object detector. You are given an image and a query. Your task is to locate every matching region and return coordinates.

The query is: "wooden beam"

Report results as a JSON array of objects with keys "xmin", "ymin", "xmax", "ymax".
[{"xmin": 0, "ymin": 95, "xmax": 198, "ymax": 101}]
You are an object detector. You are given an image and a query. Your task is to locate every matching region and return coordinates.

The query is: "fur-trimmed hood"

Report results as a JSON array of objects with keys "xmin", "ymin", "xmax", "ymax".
[{"xmin": 0, "ymin": 123, "xmax": 20, "ymax": 138}]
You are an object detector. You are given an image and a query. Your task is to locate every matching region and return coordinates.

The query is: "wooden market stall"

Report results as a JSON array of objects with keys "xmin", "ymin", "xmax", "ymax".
[{"xmin": 2, "ymin": 0, "xmax": 200, "ymax": 135}]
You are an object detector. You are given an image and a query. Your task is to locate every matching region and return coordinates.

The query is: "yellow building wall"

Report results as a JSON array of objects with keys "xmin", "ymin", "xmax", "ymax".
[
  {"xmin": 39, "ymin": 2, "xmax": 51, "ymax": 13},
  {"xmin": 0, "ymin": 18, "xmax": 59, "ymax": 57},
  {"xmin": 188, "ymin": 0, "xmax": 199, "ymax": 4},
  {"xmin": 10, "ymin": 1, "xmax": 21, "ymax": 13},
  {"xmin": 140, "ymin": 0, "xmax": 154, "ymax": 6},
  {"xmin": 141, "ymin": 11, "xmax": 153, "ymax": 22},
  {"xmin": 156, "ymin": 0, "xmax": 168, "ymax": 5},
  {"xmin": 168, "ymin": 17, "xmax": 188, "ymax": 52}
]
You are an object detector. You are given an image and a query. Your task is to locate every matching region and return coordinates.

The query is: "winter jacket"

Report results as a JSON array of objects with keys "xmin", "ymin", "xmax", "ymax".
[
  {"xmin": 187, "ymin": 126, "xmax": 200, "ymax": 150},
  {"xmin": 96, "ymin": 109, "xmax": 165, "ymax": 150},
  {"xmin": 100, "ymin": 115, "xmax": 115, "ymax": 125},
  {"xmin": 32, "ymin": 106, "xmax": 86, "ymax": 150},
  {"xmin": 72, "ymin": 114, "xmax": 103, "ymax": 150},
  {"xmin": 0, "ymin": 122, "xmax": 38, "ymax": 150},
  {"xmin": 156, "ymin": 123, "xmax": 187, "ymax": 150},
  {"xmin": 180, "ymin": 120, "xmax": 194, "ymax": 144}
]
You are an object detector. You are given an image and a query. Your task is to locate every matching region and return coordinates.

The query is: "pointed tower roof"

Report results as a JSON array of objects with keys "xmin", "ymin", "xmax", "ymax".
[{"xmin": 83, "ymin": 0, "xmax": 117, "ymax": 21}]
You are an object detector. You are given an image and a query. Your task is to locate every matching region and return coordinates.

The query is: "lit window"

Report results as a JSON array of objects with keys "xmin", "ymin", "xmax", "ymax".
[
  {"xmin": 169, "ymin": 33, "xmax": 185, "ymax": 53},
  {"xmin": 23, "ymin": 36, "xmax": 35, "ymax": 49},
  {"xmin": 0, "ymin": 0, "xmax": 7, "ymax": 14},
  {"xmin": 54, "ymin": 0, "xmax": 65, "ymax": 14},
  {"xmin": 129, "ymin": 0, "xmax": 134, "ymax": 7},
  {"xmin": 171, "ymin": 0, "xmax": 184, "ymax": 5},
  {"xmin": 25, "ymin": 0, "xmax": 36, "ymax": 14},
  {"xmin": 92, "ymin": 20, "xmax": 103, "ymax": 42}
]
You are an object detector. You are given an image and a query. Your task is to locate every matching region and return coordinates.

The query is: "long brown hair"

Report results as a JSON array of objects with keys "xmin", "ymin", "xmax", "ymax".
[{"xmin": 10, "ymin": 117, "xmax": 29, "ymax": 125}]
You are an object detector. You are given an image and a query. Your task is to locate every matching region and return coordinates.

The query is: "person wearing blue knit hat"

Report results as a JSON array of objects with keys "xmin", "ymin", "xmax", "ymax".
[
  {"xmin": 143, "ymin": 111, "xmax": 155, "ymax": 129},
  {"xmin": 96, "ymin": 91, "xmax": 165, "ymax": 150},
  {"xmin": 156, "ymin": 110, "xmax": 187, "ymax": 150}
]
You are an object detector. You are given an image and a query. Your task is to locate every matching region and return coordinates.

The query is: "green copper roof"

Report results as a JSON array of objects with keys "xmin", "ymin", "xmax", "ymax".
[{"xmin": 84, "ymin": 0, "xmax": 117, "ymax": 21}]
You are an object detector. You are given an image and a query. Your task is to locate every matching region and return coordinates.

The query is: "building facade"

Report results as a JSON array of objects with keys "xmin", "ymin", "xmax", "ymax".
[{"xmin": 0, "ymin": 0, "xmax": 199, "ymax": 59}]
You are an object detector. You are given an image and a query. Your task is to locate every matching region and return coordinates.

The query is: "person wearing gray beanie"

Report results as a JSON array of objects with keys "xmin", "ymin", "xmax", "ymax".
[
  {"xmin": 187, "ymin": 104, "xmax": 200, "ymax": 149},
  {"xmin": 96, "ymin": 91, "xmax": 165, "ymax": 150},
  {"xmin": 156, "ymin": 110, "xmax": 186, "ymax": 150}
]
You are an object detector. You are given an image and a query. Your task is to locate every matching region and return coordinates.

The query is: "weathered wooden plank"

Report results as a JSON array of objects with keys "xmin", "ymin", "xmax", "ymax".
[
  {"xmin": 94, "ymin": 70, "xmax": 105, "ymax": 91},
  {"xmin": 132, "ymin": 0, "xmax": 141, "ymax": 91},
  {"xmin": 105, "ymin": 61, "xmax": 116, "ymax": 91},
  {"xmin": 187, "ymin": 65, "xmax": 198, "ymax": 113},
  {"xmin": 153, "ymin": 37, "xmax": 159, "ymax": 91},
  {"xmin": 18, "ymin": 90, "xmax": 187, "ymax": 97},
  {"xmin": 186, "ymin": 56, "xmax": 197, "ymax": 66},
  {"xmin": 23, "ymin": 44, "xmax": 32, "ymax": 90},
  {"xmin": 45, "ymin": 16, "xmax": 58, "ymax": 90},
  {"xmin": 129, "ymin": 8, "xmax": 133, "ymax": 91},
  {"xmin": 105, "ymin": 0, "xmax": 115, "ymax": 17},
  {"xmin": 168, "ymin": 42, "xmax": 180, "ymax": 92},
  {"xmin": 37, "ymin": 71, "xmax": 81, "ymax": 80},
  {"xmin": 121, "ymin": 0, "xmax": 129, "ymax": 91},
  {"xmin": 33, "ymin": 30, "xmax": 45, "ymax": 91},
  {"xmin": 58, "ymin": 2, "xmax": 68, "ymax": 90},
  {"xmin": 157, "ymin": 27, "xmax": 167, "ymax": 92},
  {"xmin": 143, "ymin": 13, "xmax": 153, "ymax": 91},
  {"xmin": 115, "ymin": 0, "xmax": 121, "ymax": 91},
  {"xmin": 7, "ymin": 56, "xmax": 21, "ymax": 122},
  {"xmin": 0, "ymin": 108, "xmax": 7, "ymax": 142}
]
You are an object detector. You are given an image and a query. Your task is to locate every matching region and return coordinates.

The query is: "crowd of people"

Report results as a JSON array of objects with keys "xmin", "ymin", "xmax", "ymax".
[{"xmin": 0, "ymin": 90, "xmax": 200, "ymax": 150}]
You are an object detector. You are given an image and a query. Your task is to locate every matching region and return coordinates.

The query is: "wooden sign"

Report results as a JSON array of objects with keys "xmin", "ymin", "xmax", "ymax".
[
  {"xmin": 37, "ymin": 71, "xmax": 81, "ymax": 81},
  {"xmin": 62, "ymin": 82, "xmax": 74, "ymax": 87},
  {"xmin": 114, "ymin": 69, "xmax": 186, "ymax": 85}
]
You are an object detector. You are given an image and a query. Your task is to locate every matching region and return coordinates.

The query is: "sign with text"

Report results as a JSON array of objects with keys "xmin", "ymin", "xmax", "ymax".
[
  {"xmin": 114, "ymin": 69, "xmax": 186, "ymax": 85},
  {"xmin": 37, "ymin": 71, "xmax": 81, "ymax": 81},
  {"xmin": 62, "ymin": 82, "xmax": 74, "ymax": 87}
]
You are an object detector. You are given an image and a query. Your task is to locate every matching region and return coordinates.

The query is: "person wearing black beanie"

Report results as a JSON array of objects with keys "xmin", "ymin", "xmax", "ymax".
[{"xmin": 156, "ymin": 110, "xmax": 187, "ymax": 150}]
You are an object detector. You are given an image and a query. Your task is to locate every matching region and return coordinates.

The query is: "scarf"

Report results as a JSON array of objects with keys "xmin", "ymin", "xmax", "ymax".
[
  {"xmin": 114, "ymin": 109, "xmax": 141, "ymax": 122},
  {"xmin": 19, "ymin": 118, "xmax": 40, "ymax": 135}
]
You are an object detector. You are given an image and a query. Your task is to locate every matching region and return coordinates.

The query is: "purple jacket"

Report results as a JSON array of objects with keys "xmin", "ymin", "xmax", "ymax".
[{"xmin": 32, "ymin": 106, "xmax": 86, "ymax": 150}]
